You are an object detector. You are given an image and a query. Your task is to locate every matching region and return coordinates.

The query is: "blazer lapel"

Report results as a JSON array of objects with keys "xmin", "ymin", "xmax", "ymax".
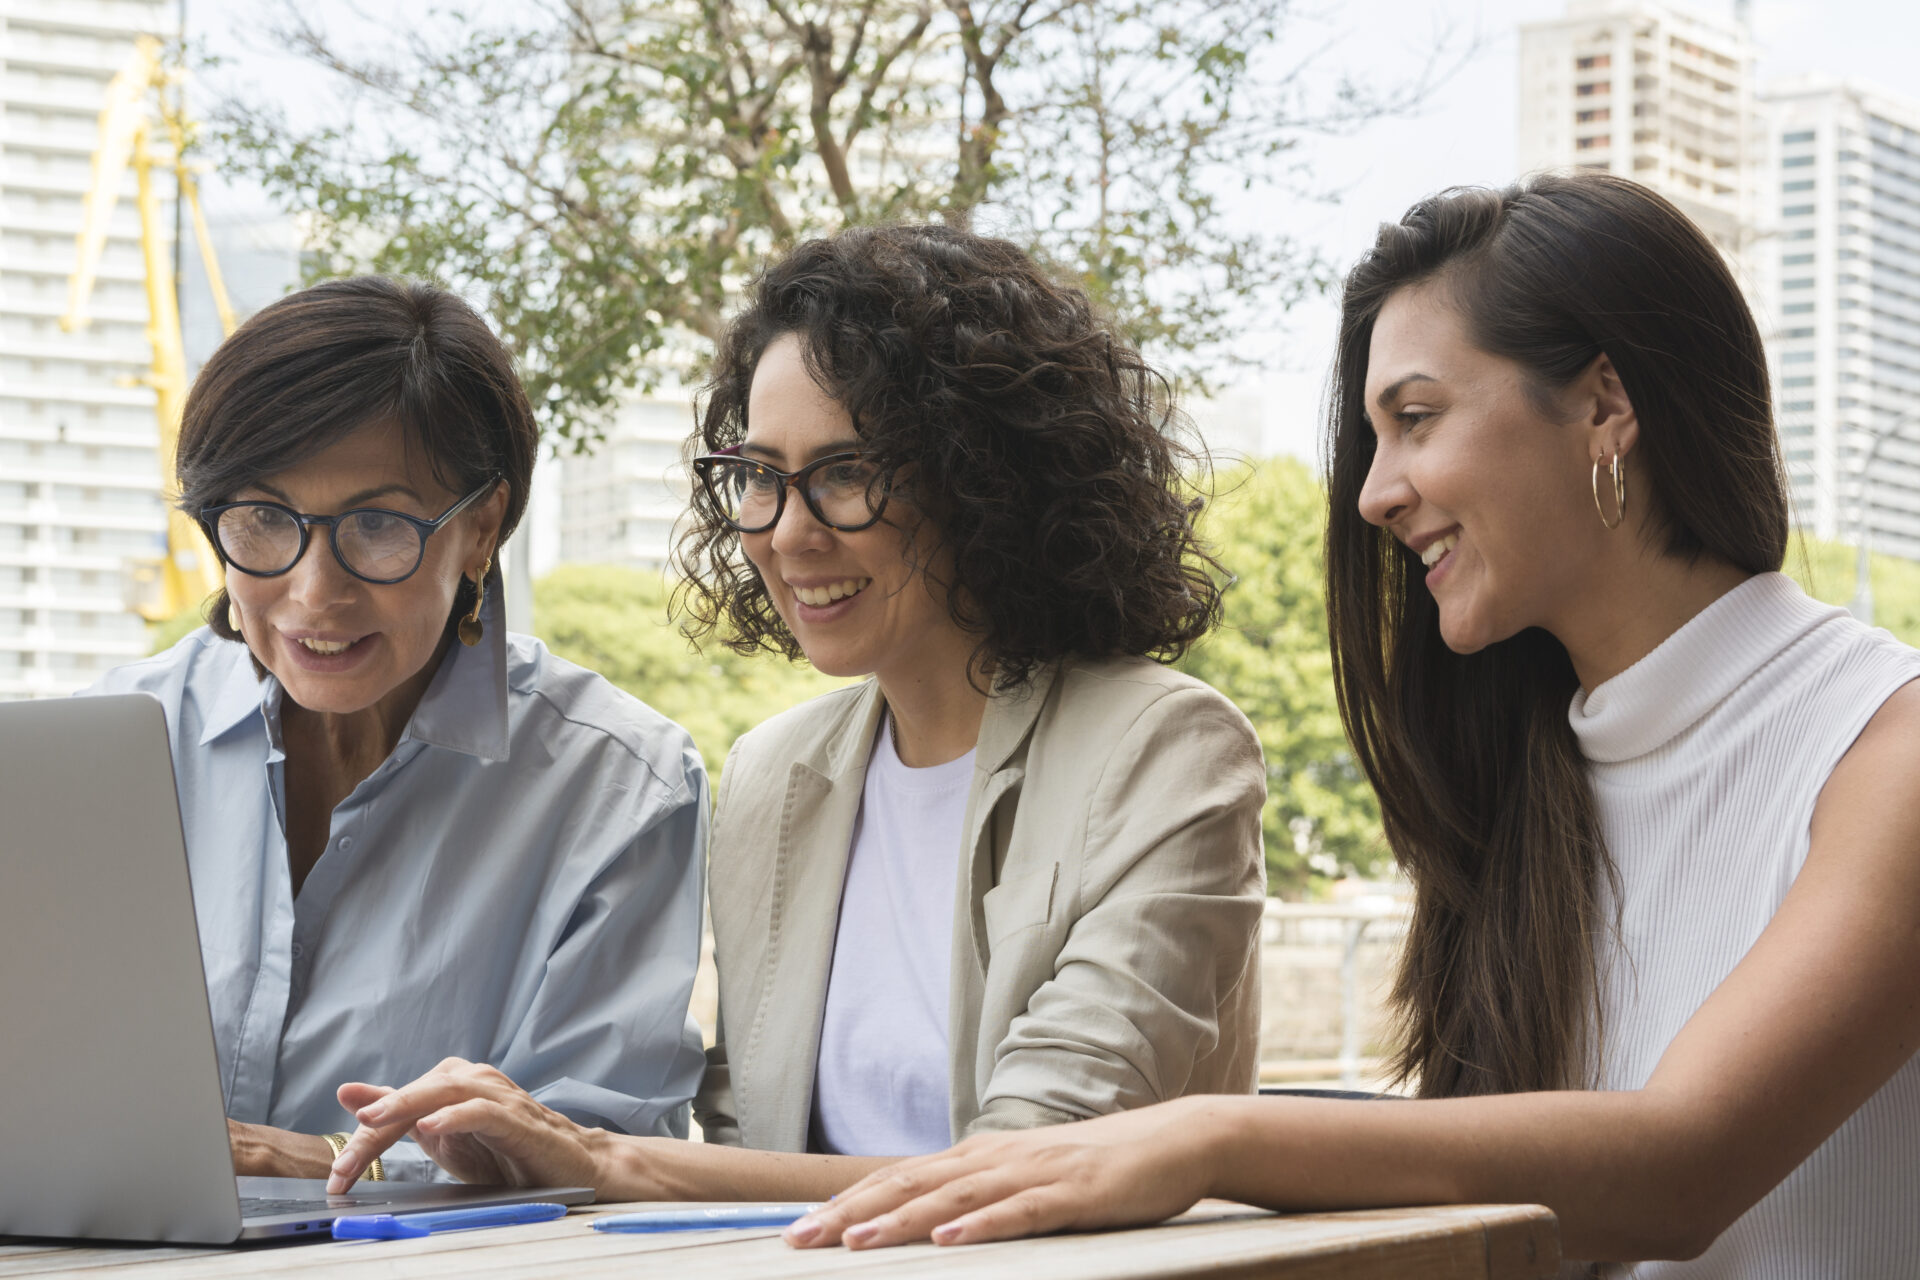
[
  {"xmin": 740, "ymin": 682, "xmax": 885, "ymax": 1152},
  {"xmin": 946, "ymin": 664, "xmax": 1056, "ymax": 1136}
]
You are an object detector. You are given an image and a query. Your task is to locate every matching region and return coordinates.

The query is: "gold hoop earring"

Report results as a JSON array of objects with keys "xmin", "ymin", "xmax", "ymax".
[
  {"xmin": 1592, "ymin": 452, "xmax": 1628, "ymax": 530},
  {"xmin": 458, "ymin": 556, "xmax": 491, "ymax": 647}
]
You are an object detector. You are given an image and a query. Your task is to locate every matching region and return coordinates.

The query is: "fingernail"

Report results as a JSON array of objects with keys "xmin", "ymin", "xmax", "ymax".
[
  {"xmin": 933, "ymin": 1223, "xmax": 961, "ymax": 1244},
  {"xmin": 785, "ymin": 1219, "xmax": 820, "ymax": 1244},
  {"xmin": 845, "ymin": 1223, "xmax": 878, "ymax": 1247}
]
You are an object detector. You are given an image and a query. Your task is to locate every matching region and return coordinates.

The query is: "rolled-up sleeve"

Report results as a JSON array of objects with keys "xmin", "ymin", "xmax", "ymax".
[{"xmin": 972, "ymin": 687, "xmax": 1267, "ymax": 1131}]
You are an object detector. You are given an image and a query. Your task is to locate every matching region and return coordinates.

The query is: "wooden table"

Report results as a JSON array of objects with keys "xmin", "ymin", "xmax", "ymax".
[{"xmin": 0, "ymin": 1201, "xmax": 1557, "ymax": 1278}]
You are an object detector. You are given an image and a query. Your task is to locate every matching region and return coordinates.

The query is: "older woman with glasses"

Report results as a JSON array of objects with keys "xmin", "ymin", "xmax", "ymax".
[
  {"xmin": 85, "ymin": 277, "xmax": 708, "ymax": 1183},
  {"xmin": 325, "ymin": 224, "xmax": 1268, "ymax": 1203}
]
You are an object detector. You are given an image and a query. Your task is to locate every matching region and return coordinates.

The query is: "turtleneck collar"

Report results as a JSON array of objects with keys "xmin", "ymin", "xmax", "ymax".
[{"xmin": 1568, "ymin": 572, "xmax": 1845, "ymax": 764}]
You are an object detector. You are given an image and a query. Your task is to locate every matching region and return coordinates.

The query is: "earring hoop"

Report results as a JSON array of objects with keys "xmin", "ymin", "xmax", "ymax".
[
  {"xmin": 1592, "ymin": 452, "xmax": 1628, "ymax": 530},
  {"xmin": 457, "ymin": 556, "xmax": 492, "ymax": 647}
]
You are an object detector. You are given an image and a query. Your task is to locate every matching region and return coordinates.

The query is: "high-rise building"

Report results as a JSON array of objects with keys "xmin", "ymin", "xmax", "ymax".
[
  {"xmin": 558, "ymin": 395, "xmax": 697, "ymax": 571},
  {"xmin": 1517, "ymin": 0, "xmax": 1759, "ymax": 259},
  {"xmin": 1757, "ymin": 79, "xmax": 1920, "ymax": 561},
  {"xmin": 1, "ymin": 0, "xmax": 179, "ymax": 699}
]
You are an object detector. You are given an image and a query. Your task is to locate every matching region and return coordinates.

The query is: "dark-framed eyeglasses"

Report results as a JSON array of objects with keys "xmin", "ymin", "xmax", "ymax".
[
  {"xmin": 692, "ymin": 450, "xmax": 888, "ymax": 534},
  {"xmin": 200, "ymin": 479, "xmax": 498, "ymax": 585}
]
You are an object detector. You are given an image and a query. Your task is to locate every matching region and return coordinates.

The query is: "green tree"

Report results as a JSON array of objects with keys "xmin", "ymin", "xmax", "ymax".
[
  {"xmin": 214, "ymin": 1, "xmax": 1462, "ymax": 445},
  {"xmin": 531, "ymin": 562, "xmax": 846, "ymax": 776},
  {"xmin": 1787, "ymin": 535, "xmax": 1920, "ymax": 646},
  {"xmin": 1177, "ymin": 458, "xmax": 1383, "ymax": 895}
]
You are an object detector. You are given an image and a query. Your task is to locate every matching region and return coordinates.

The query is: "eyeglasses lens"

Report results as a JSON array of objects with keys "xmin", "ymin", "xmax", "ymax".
[
  {"xmin": 715, "ymin": 463, "xmax": 782, "ymax": 531},
  {"xmin": 335, "ymin": 510, "xmax": 424, "ymax": 580},
  {"xmin": 216, "ymin": 505, "xmax": 302, "ymax": 573},
  {"xmin": 809, "ymin": 460, "xmax": 880, "ymax": 528}
]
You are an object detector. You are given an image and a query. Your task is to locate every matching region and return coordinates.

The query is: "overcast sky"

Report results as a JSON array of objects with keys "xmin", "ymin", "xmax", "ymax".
[{"xmin": 186, "ymin": 0, "xmax": 1920, "ymax": 463}]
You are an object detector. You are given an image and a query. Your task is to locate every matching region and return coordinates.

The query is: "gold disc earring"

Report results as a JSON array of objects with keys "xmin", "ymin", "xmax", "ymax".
[
  {"xmin": 227, "ymin": 597, "xmax": 242, "ymax": 635},
  {"xmin": 457, "ymin": 557, "xmax": 491, "ymax": 647}
]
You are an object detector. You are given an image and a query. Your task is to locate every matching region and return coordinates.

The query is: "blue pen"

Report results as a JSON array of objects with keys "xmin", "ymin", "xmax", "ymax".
[
  {"xmin": 592, "ymin": 1203, "xmax": 822, "ymax": 1233},
  {"xmin": 333, "ymin": 1201, "xmax": 570, "ymax": 1240}
]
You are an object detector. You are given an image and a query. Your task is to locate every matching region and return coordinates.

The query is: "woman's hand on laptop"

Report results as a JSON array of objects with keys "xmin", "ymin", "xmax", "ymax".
[{"xmin": 326, "ymin": 1059, "xmax": 608, "ymax": 1194}]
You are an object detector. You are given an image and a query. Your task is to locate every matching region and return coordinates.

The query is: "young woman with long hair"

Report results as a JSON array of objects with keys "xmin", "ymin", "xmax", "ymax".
[{"xmin": 783, "ymin": 173, "xmax": 1920, "ymax": 1275}]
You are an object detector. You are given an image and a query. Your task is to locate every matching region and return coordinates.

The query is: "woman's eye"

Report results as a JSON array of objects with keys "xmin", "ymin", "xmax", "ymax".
[{"xmin": 1397, "ymin": 410, "xmax": 1435, "ymax": 431}]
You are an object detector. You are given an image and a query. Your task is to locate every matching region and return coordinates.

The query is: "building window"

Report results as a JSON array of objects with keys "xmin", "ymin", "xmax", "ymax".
[
  {"xmin": 1783, "ymin": 130, "xmax": 1816, "ymax": 144},
  {"xmin": 1784, "ymin": 302, "xmax": 1815, "ymax": 314},
  {"xmin": 1782, "ymin": 401, "xmax": 1816, "ymax": 413},
  {"xmin": 1782, "ymin": 155, "xmax": 1815, "ymax": 168},
  {"xmin": 1783, "ymin": 180, "xmax": 1815, "ymax": 192},
  {"xmin": 1577, "ymin": 135, "xmax": 1611, "ymax": 150},
  {"xmin": 1783, "ymin": 278, "xmax": 1815, "ymax": 290},
  {"xmin": 1782, "ymin": 253, "xmax": 1815, "ymax": 266},
  {"xmin": 1577, "ymin": 54, "xmax": 1612, "ymax": 70},
  {"xmin": 1576, "ymin": 81, "xmax": 1611, "ymax": 96},
  {"xmin": 1784, "ymin": 204, "xmax": 1815, "ymax": 217},
  {"xmin": 1781, "ymin": 350, "xmax": 1815, "ymax": 362},
  {"xmin": 1781, "ymin": 376, "xmax": 1815, "ymax": 388},
  {"xmin": 1576, "ymin": 107, "xmax": 1611, "ymax": 123},
  {"xmin": 1783, "ymin": 327, "xmax": 1815, "ymax": 338}
]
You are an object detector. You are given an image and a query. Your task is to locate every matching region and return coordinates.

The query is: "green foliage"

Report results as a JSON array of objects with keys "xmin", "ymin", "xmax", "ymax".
[
  {"xmin": 1787, "ymin": 534, "xmax": 1920, "ymax": 646},
  {"xmin": 531, "ymin": 562, "xmax": 847, "ymax": 777},
  {"xmin": 213, "ymin": 2, "xmax": 1458, "ymax": 444},
  {"xmin": 149, "ymin": 601, "xmax": 211, "ymax": 653},
  {"xmin": 1176, "ymin": 458, "xmax": 1383, "ymax": 894}
]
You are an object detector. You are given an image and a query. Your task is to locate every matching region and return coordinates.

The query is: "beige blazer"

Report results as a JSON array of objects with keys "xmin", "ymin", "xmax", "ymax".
[{"xmin": 692, "ymin": 654, "xmax": 1267, "ymax": 1152}]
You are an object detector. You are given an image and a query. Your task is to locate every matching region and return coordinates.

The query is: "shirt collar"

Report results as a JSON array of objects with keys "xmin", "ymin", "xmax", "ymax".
[
  {"xmin": 194, "ymin": 562, "xmax": 511, "ymax": 763},
  {"xmin": 402, "ymin": 563, "xmax": 510, "ymax": 762}
]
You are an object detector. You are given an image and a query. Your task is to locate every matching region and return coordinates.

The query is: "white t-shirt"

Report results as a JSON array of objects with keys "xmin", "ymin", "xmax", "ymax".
[{"xmin": 810, "ymin": 719, "xmax": 974, "ymax": 1157}]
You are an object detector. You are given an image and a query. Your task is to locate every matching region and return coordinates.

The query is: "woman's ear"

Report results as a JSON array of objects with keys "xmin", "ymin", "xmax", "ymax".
[
  {"xmin": 1578, "ymin": 352, "xmax": 1639, "ymax": 462},
  {"xmin": 468, "ymin": 481, "xmax": 511, "ymax": 573}
]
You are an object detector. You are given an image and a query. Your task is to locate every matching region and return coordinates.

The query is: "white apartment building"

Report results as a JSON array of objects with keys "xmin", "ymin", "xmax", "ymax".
[
  {"xmin": 559, "ymin": 396, "xmax": 697, "ymax": 570},
  {"xmin": 1517, "ymin": 0, "xmax": 1759, "ymax": 259},
  {"xmin": 1, "ymin": 0, "xmax": 178, "ymax": 699},
  {"xmin": 1758, "ymin": 79, "xmax": 1920, "ymax": 561}
]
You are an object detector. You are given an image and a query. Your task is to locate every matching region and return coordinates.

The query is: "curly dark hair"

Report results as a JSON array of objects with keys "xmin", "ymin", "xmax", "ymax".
[{"xmin": 674, "ymin": 223, "xmax": 1226, "ymax": 689}]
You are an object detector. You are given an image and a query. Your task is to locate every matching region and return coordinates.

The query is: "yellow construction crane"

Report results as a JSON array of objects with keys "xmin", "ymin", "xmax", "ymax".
[{"xmin": 63, "ymin": 34, "xmax": 236, "ymax": 621}]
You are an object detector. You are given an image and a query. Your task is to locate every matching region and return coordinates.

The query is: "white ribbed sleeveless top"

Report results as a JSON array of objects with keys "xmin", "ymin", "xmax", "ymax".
[{"xmin": 1568, "ymin": 573, "xmax": 1920, "ymax": 1279}]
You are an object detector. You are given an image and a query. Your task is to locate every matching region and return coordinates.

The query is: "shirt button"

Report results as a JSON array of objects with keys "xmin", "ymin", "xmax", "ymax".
[
  {"xmin": 291, "ymin": 943, "xmax": 304, "ymax": 959},
  {"xmin": 337, "ymin": 836, "xmax": 354, "ymax": 851}
]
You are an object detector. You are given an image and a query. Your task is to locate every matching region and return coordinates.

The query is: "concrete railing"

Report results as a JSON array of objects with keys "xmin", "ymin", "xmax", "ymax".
[{"xmin": 1260, "ymin": 899, "xmax": 1410, "ymax": 1088}]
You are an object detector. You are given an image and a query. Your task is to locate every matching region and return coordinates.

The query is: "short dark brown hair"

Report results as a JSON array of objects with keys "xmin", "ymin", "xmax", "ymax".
[
  {"xmin": 673, "ymin": 224, "xmax": 1225, "ymax": 688},
  {"xmin": 177, "ymin": 276, "xmax": 538, "ymax": 639}
]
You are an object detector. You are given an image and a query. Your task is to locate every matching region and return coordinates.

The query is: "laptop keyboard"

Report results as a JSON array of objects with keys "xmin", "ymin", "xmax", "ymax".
[{"xmin": 242, "ymin": 1195, "xmax": 395, "ymax": 1216}]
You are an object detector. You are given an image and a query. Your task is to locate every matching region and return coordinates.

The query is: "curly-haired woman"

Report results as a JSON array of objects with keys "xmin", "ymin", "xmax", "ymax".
[{"xmin": 326, "ymin": 224, "xmax": 1268, "ymax": 1200}]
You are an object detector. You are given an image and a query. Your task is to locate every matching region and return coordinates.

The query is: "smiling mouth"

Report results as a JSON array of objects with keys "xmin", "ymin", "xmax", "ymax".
[
  {"xmin": 296, "ymin": 637, "xmax": 359, "ymax": 655},
  {"xmin": 791, "ymin": 578, "xmax": 872, "ymax": 607},
  {"xmin": 1420, "ymin": 534, "xmax": 1459, "ymax": 569}
]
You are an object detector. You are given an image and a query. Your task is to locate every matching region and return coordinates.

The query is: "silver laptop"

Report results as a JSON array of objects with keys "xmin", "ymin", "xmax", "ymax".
[{"xmin": 0, "ymin": 693, "xmax": 593, "ymax": 1243}]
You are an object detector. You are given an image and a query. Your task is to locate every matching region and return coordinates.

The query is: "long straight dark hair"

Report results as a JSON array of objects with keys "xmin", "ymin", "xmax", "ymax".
[{"xmin": 1325, "ymin": 172, "xmax": 1789, "ymax": 1097}]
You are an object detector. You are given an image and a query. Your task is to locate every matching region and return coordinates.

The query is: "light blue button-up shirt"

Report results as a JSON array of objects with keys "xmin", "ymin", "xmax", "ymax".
[{"xmin": 85, "ymin": 588, "xmax": 708, "ymax": 1180}]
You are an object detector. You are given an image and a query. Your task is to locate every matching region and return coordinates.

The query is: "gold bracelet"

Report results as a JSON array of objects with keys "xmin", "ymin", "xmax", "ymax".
[{"xmin": 324, "ymin": 1132, "xmax": 386, "ymax": 1183}]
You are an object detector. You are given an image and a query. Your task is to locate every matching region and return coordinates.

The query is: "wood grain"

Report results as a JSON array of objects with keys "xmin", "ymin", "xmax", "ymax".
[{"xmin": 0, "ymin": 1202, "xmax": 1559, "ymax": 1279}]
